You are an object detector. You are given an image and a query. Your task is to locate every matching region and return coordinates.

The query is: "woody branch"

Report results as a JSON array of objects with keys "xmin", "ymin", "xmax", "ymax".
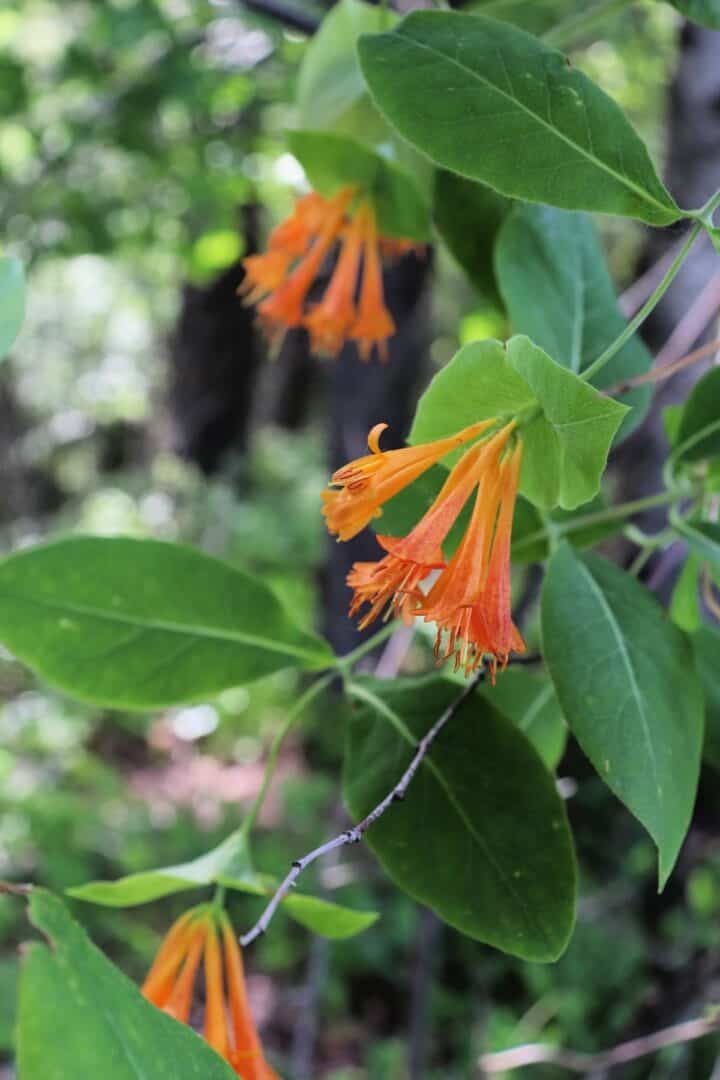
[{"xmin": 240, "ymin": 652, "xmax": 541, "ymax": 947}]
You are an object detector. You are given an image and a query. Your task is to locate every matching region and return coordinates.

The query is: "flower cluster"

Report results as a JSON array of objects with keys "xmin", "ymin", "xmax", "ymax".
[
  {"xmin": 323, "ymin": 420, "xmax": 525, "ymax": 680},
  {"xmin": 142, "ymin": 905, "xmax": 279, "ymax": 1079},
  {"xmin": 241, "ymin": 188, "xmax": 419, "ymax": 361}
]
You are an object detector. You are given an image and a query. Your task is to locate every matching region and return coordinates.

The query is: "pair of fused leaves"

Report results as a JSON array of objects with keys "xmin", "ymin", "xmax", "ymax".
[{"xmin": 411, "ymin": 334, "xmax": 628, "ymax": 511}]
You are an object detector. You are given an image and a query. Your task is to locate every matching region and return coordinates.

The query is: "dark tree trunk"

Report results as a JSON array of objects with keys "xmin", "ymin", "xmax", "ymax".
[{"xmin": 167, "ymin": 207, "xmax": 263, "ymax": 475}]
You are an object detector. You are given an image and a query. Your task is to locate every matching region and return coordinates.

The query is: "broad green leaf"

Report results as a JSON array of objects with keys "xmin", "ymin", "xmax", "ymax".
[
  {"xmin": 692, "ymin": 627, "xmax": 720, "ymax": 770},
  {"xmin": 495, "ymin": 204, "xmax": 651, "ymax": 437},
  {"xmin": 410, "ymin": 336, "xmax": 627, "ymax": 510},
  {"xmin": 287, "ymin": 130, "xmax": 431, "ymax": 242},
  {"xmin": 18, "ymin": 890, "xmax": 238, "ymax": 1080},
  {"xmin": 674, "ymin": 518, "xmax": 720, "ymax": 575},
  {"xmin": 358, "ymin": 12, "xmax": 681, "ymax": 224},
  {"xmin": 0, "ymin": 536, "xmax": 333, "ymax": 709},
  {"xmin": 297, "ymin": 0, "xmax": 395, "ymax": 132},
  {"xmin": 434, "ymin": 171, "xmax": 511, "ymax": 305},
  {"xmin": 344, "ymin": 676, "xmax": 576, "ymax": 961},
  {"xmin": 542, "ymin": 545, "xmax": 703, "ymax": 886},
  {"xmin": 674, "ymin": 366, "xmax": 720, "ymax": 463},
  {"xmin": 0, "ymin": 255, "xmax": 25, "ymax": 360},
  {"xmin": 669, "ymin": 0, "xmax": 720, "ymax": 28},
  {"xmin": 283, "ymin": 895, "xmax": 379, "ymax": 939},
  {"xmin": 670, "ymin": 554, "xmax": 702, "ymax": 632},
  {"xmin": 67, "ymin": 832, "xmax": 266, "ymax": 907},
  {"xmin": 480, "ymin": 667, "xmax": 567, "ymax": 768},
  {"xmin": 710, "ymin": 227, "xmax": 720, "ymax": 255}
]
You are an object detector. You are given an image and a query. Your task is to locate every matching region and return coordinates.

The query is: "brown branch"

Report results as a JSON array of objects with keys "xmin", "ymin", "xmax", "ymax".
[
  {"xmin": 0, "ymin": 881, "xmax": 33, "ymax": 896},
  {"xmin": 478, "ymin": 1013, "xmax": 720, "ymax": 1074},
  {"xmin": 606, "ymin": 336, "xmax": 720, "ymax": 397},
  {"xmin": 240, "ymin": 669, "xmax": 486, "ymax": 946}
]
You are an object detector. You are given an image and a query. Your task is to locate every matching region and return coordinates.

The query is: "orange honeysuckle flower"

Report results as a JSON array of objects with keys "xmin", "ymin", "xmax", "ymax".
[
  {"xmin": 322, "ymin": 419, "xmax": 494, "ymax": 542},
  {"xmin": 325, "ymin": 419, "xmax": 526, "ymax": 681},
  {"xmin": 304, "ymin": 209, "xmax": 365, "ymax": 356},
  {"xmin": 241, "ymin": 187, "xmax": 422, "ymax": 361},
  {"xmin": 142, "ymin": 905, "xmax": 280, "ymax": 1079},
  {"xmin": 350, "ymin": 203, "xmax": 396, "ymax": 362},
  {"xmin": 420, "ymin": 437, "xmax": 525, "ymax": 681}
]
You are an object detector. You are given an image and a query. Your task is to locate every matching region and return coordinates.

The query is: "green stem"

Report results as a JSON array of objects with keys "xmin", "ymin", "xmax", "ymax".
[
  {"xmin": 240, "ymin": 673, "xmax": 334, "ymax": 840},
  {"xmin": 213, "ymin": 884, "xmax": 226, "ymax": 908},
  {"xmin": 582, "ymin": 221, "xmax": 704, "ymax": 384},
  {"xmin": 543, "ymin": 0, "xmax": 633, "ymax": 49},
  {"xmin": 335, "ymin": 621, "xmax": 398, "ymax": 672},
  {"xmin": 511, "ymin": 488, "xmax": 687, "ymax": 558}
]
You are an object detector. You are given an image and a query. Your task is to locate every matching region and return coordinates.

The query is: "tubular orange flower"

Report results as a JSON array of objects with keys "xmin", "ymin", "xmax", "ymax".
[
  {"xmin": 304, "ymin": 208, "xmax": 365, "ymax": 356},
  {"xmin": 324, "ymin": 418, "xmax": 526, "ymax": 681},
  {"xmin": 142, "ymin": 905, "xmax": 280, "ymax": 1079},
  {"xmin": 241, "ymin": 187, "xmax": 423, "ymax": 361},
  {"xmin": 351, "ymin": 203, "xmax": 396, "ymax": 362},
  {"xmin": 322, "ymin": 419, "xmax": 494, "ymax": 542}
]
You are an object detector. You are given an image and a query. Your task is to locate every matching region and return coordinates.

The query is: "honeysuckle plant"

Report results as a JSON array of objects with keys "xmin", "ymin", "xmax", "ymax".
[{"xmin": 4, "ymin": 1, "xmax": 720, "ymax": 1076}]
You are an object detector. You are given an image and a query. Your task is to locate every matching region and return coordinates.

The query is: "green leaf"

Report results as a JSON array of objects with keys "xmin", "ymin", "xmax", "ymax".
[
  {"xmin": 691, "ymin": 627, "xmax": 720, "ymax": 770},
  {"xmin": 495, "ymin": 204, "xmax": 651, "ymax": 437},
  {"xmin": 674, "ymin": 366, "xmax": 720, "ymax": 463},
  {"xmin": 434, "ymin": 171, "xmax": 511, "ymax": 305},
  {"xmin": 0, "ymin": 255, "xmax": 25, "ymax": 360},
  {"xmin": 358, "ymin": 12, "xmax": 681, "ymax": 224},
  {"xmin": 67, "ymin": 832, "xmax": 266, "ymax": 907},
  {"xmin": 283, "ymin": 894, "xmax": 379, "ymax": 939},
  {"xmin": 287, "ymin": 129, "xmax": 431, "ymax": 242},
  {"xmin": 344, "ymin": 676, "xmax": 576, "ymax": 961},
  {"xmin": 668, "ymin": 0, "xmax": 720, "ymax": 28},
  {"xmin": 542, "ymin": 545, "xmax": 703, "ymax": 887},
  {"xmin": 297, "ymin": 0, "xmax": 395, "ymax": 132},
  {"xmin": 0, "ymin": 536, "xmax": 333, "ymax": 709},
  {"xmin": 410, "ymin": 336, "xmax": 628, "ymax": 510},
  {"xmin": 674, "ymin": 518, "xmax": 720, "ymax": 575},
  {"xmin": 479, "ymin": 667, "xmax": 567, "ymax": 768},
  {"xmin": 670, "ymin": 554, "xmax": 702, "ymax": 632},
  {"xmin": 18, "ymin": 890, "xmax": 238, "ymax": 1079}
]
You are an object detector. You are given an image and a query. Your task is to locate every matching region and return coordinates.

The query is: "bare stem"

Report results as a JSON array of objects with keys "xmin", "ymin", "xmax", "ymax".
[
  {"xmin": 240, "ymin": 671, "xmax": 485, "ymax": 946},
  {"xmin": 606, "ymin": 336, "xmax": 720, "ymax": 397},
  {"xmin": 478, "ymin": 1012, "xmax": 720, "ymax": 1074}
]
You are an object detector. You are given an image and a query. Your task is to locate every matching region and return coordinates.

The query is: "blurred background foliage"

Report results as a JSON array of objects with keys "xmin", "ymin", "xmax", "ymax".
[{"xmin": 1, "ymin": 1, "xmax": 719, "ymax": 1077}]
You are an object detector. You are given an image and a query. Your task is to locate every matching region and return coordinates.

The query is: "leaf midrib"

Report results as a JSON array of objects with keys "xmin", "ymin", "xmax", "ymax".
[
  {"xmin": 350, "ymin": 682, "xmax": 553, "ymax": 948},
  {"xmin": 0, "ymin": 586, "xmax": 323, "ymax": 664},
  {"xmin": 574, "ymin": 560, "xmax": 662, "ymax": 810},
  {"xmin": 391, "ymin": 23, "xmax": 674, "ymax": 219}
]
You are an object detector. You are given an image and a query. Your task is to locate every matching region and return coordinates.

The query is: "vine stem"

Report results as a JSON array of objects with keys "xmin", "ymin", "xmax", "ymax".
[
  {"xmin": 240, "ymin": 673, "xmax": 335, "ymax": 840},
  {"xmin": 240, "ymin": 671, "xmax": 486, "ymax": 947},
  {"xmin": 511, "ymin": 488, "xmax": 689, "ymax": 559},
  {"xmin": 582, "ymin": 221, "xmax": 704, "ymax": 383},
  {"xmin": 542, "ymin": 0, "xmax": 633, "ymax": 49},
  {"xmin": 583, "ymin": 187, "xmax": 720, "ymax": 384}
]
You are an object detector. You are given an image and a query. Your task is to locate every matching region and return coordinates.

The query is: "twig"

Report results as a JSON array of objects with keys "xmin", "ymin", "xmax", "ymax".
[
  {"xmin": 0, "ymin": 881, "xmax": 33, "ymax": 896},
  {"xmin": 652, "ymin": 271, "xmax": 720, "ymax": 371},
  {"xmin": 240, "ymin": 671, "xmax": 485, "ymax": 946},
  {"xmin": 239, "ymin": 0, "xmax": 322, "ymax": 32},
  {"xmin": 606, "ymin": 336, "xmax": 720, "ymax": 396},
  {"xmin": 478, "ymin": 1013, "xmax": 720, "ymax": 1074}
]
